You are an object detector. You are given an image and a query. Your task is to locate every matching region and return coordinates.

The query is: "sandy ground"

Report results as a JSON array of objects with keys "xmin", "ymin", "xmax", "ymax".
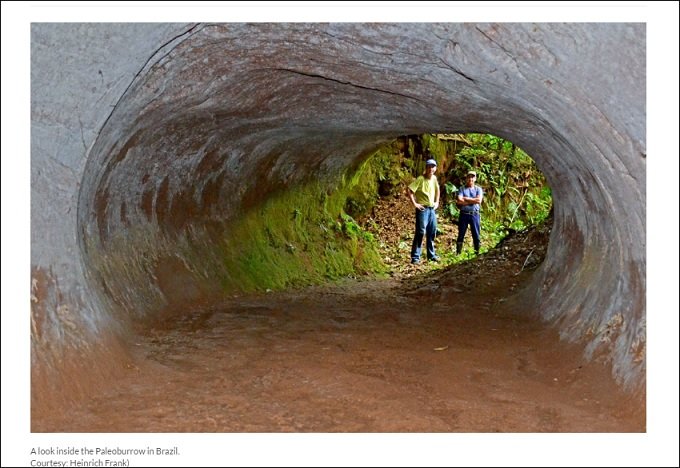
[{"xmin": 34, "ymin": 254, "xmax": 644, "ymax": 432}]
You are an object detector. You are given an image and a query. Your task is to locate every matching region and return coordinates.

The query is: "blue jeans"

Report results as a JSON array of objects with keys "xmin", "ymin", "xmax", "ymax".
[
  {"xmin": 457, "ymin": 211, "xmax": 481, "ymax": 251},
  {"xmin": 411, "ymin": 207, "xmax": 437, "ymax": 261}
]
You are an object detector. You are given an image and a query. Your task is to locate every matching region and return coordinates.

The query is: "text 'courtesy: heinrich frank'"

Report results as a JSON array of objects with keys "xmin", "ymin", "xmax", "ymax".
[{"xmin": 30, "ymin": 445, "xmax": 179, "ymax": 467}]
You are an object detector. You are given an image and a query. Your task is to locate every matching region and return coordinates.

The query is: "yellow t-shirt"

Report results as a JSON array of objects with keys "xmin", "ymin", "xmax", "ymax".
[{"xmin": 409, "ymin": 175, "xmax": 439, "ymax": 207}]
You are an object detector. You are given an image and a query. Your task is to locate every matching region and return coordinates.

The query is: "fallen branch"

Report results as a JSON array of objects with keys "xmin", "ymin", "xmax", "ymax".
[{"xmin": 515, "ymin": 248, "xmax": 535, "ymax": 276}]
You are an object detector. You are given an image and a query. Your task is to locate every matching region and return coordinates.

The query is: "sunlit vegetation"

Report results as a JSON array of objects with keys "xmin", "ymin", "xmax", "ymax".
[{"xmin": 350, "ymin": 133, "xmax": 553, "ymax": 267}]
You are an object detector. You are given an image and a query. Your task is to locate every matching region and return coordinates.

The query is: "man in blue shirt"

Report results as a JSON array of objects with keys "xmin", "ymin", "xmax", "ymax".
[{"xmin": 456, "ymin": 170, "xmax": 484, "ymax": 255}]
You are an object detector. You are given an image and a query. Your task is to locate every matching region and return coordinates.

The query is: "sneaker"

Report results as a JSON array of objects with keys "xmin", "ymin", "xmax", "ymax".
[
  {"xmin": 429, "ymin": 256, "xmax": 440, "ymax": 262},
  {"xmin": 411, "ymin": 259, "xmax": 420, "ymax": 265}
]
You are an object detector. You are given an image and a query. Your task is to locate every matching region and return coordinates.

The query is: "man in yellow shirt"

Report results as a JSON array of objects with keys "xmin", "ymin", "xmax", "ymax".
[{"xmin": 407, "ymin": 158, "xmax": 440, "ymax": 264}]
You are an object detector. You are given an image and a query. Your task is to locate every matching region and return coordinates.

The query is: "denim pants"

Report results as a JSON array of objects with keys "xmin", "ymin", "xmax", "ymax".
[
  {"xmin": 457, "ymin": 211, "xmax": 481, "ymax": 251},
  {"xmin": 411, "ymin": 207, "xmax": 437, "ymax": 261}
]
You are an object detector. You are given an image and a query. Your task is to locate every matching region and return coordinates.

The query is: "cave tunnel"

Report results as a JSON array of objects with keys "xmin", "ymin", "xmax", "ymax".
[{"xmin": 30, "ymin": 23, "xmax": 645, "ymax": 430}]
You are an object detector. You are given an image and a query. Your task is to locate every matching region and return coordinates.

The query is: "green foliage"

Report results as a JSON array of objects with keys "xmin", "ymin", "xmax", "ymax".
[
  {"xmin": 346, "ymin": 133, "xmax": 552, "ymax": 269},
  {"xmin": 481, "ymin": 218, "xmax": 511, "ymax": 248},
  {"xmin": 444, "ymin": 182, "xmax": 459, "ymax": 218},
  {"xmin": 355, "ymin": 132, "xmax": 552, "ymax": 268},
  {"xmin": 443, "ymin": 133, "xmax": 552, "ymax": 252}
]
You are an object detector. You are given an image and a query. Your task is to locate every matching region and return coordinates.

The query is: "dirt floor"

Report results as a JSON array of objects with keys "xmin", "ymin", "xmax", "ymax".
[{"xmin": 33, "ymin": 205, "xmax": 645, "ymax": 432}]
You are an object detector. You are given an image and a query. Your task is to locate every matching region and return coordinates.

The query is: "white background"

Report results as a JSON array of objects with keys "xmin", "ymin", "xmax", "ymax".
[{"xmin": 2, "ymin": 2, "xmax": 678, "ymax": 467}]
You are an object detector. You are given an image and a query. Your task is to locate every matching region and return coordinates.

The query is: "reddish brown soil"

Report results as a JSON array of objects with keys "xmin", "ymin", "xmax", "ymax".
[{"xmin": 33, "ymin": 217, "xmax": 644, "ymax": 432}]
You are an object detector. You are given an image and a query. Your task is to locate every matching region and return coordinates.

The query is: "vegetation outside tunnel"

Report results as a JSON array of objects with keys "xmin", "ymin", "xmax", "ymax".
[{"xmin": 345, "ymin": 133, "xmax": 553, "ymax": 268}]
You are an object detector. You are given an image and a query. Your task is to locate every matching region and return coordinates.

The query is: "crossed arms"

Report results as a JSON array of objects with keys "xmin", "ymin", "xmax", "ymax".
[{"xmin": 456, "ymin": 191, "xmax": 483, "ymax": 206}]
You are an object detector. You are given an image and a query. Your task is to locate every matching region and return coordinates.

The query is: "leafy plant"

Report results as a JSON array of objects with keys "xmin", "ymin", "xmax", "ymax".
[
  {"xmin": 341, "ymin": 132, "xmax": 552, "ymax": 271},
  {"xmin": 440, "ymin": 133, "xmax": 552, "ymax": 252}
]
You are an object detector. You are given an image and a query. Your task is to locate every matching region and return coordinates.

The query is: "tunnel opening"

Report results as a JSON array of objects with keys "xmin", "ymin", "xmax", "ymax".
[{"xmin": 346, "ymin": 133, "xmax": 553, "ymax": 275}]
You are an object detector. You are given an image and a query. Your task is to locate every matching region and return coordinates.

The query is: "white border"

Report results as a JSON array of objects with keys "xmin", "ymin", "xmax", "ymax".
[{"xmin": 3, "ymin": 2, "xmax": 678, "ymax": 467}]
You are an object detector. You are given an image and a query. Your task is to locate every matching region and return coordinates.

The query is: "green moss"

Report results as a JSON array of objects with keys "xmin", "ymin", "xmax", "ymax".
[
  {"xmin": 216, "ymin": 173, "xmax": 387, "ymax": 293},
  {"xmin": 344, "ymin": 141, "xmax": 412, "ymax": 219}
]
